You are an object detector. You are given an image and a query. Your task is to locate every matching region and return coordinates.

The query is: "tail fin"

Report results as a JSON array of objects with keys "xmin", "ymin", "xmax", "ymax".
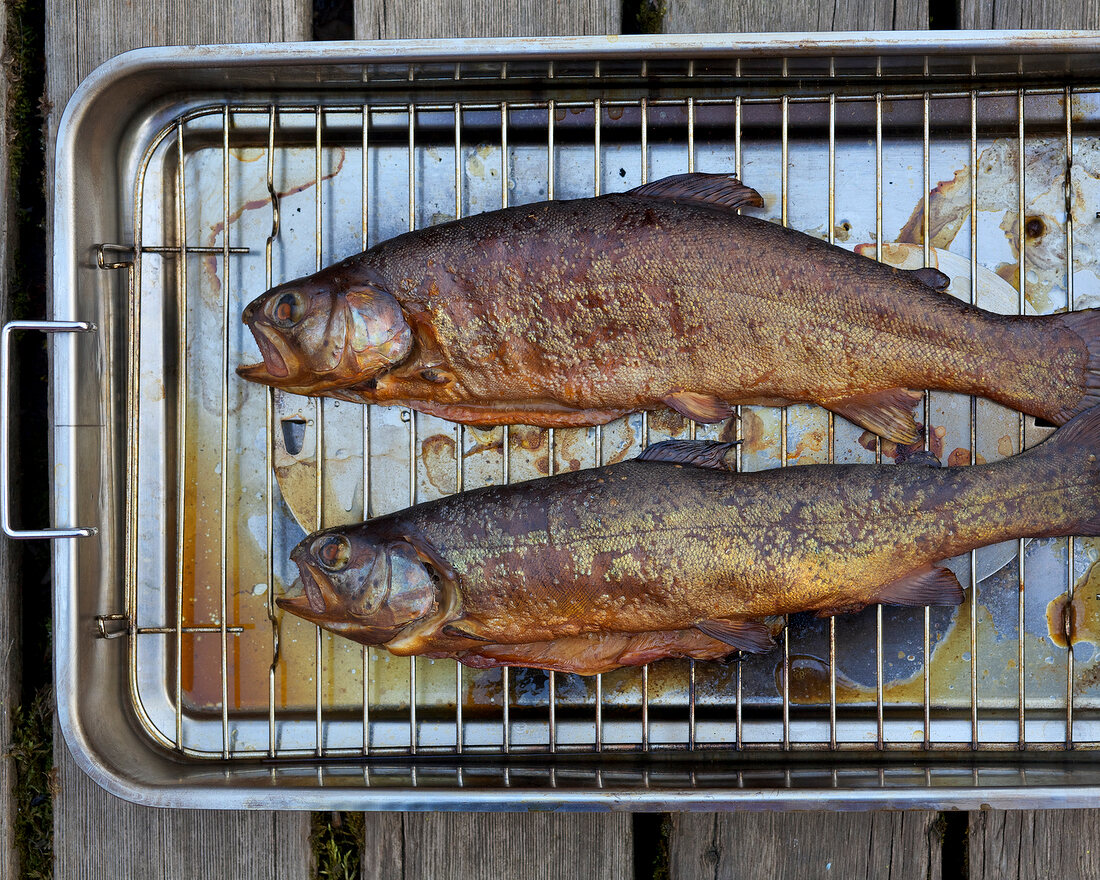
[
  {"xmin": 1030, "ymin": 404, "xmax": 1100, "ymax": 536},
  {"xmin": 1053, "ymin": 309, "xmax": 1100, "ymax": 424}
]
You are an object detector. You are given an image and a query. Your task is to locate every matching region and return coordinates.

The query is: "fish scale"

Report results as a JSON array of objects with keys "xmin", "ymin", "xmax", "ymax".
[
  {"xmin": 279, "ymin": 411, "xmax": 1100, "ymax": 675},
  {"xmin": 239, "ymin": 173, "xmax": 1100, "ymax": 443}
]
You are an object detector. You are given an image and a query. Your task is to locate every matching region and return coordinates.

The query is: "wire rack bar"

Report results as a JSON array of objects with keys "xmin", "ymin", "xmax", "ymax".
[
  {"xmin": 219, "ymin": 107, "xmax": 231, "ymax": 760},
  {"xmin": 969, "ymin": 90, "xmax": 979, "ymax": 752},
  {"xmin": 121, "ymin": 82, "xmax": 1100, "ymax": 761},
  {"xmin": 265, "ymin": 106, "xmax": 280, "ymax": 759},
  {"xmin": 1017, "ymin": 88, "xmax": 1027, "ymax": 749},
  {"xmin": 313, "ymin": 107, "xmax": 325, "ymax": 758},
  {"xmin": 361, "ymin": 103, "xmax": 372, "ymax": 756},
  {"xmin": 1066, "ymin": 85, "xmax": 1077, "ymax": 748}
]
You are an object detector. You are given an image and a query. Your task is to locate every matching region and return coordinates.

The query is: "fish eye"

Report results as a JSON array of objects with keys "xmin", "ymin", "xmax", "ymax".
[
  {"xmin": 312, "ymin": 535, "xmax": 351, "ymax": 572},
  {"xmin": 270, "ymin": 291, "xmax": 307, "ymax": 328}
]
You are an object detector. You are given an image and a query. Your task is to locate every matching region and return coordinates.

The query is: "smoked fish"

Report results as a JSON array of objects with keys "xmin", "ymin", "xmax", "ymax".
[
  {"xmin": 276, "ymin": 407, "xmax": 1100, "ymax": 675},
  {"xmin": 239, "ymin": 172, "xmax": 1100, "ymax": 443}
]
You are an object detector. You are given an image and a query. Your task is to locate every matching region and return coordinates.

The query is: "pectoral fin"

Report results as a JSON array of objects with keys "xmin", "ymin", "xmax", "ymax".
[
  {"xmin": 442, "ymin": 624, "xmax": 493, "ymax": 642},
  {"xmin": 662, "ymin": 391, "xmax": 735, "ymax": 423},
  {"xmin": 695, "ymin": 619, "xmax": 775, "ymax": 653},
  {"xmin": 875, "ymin": 565, "xmax": 965, "ymax": 607},
  {"xmin": 896, "ymin": 449, "xmax": 942, "ymax": 467},
  {"xmin": 827, "ymin": 387, "xmax": 923, "ymax": 444}
]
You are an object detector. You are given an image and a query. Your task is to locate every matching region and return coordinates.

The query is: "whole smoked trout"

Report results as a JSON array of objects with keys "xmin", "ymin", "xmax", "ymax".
[
  {"xmin": 276, "ymin": 408, "xmax": 1100, "ymax": 675},
  {"xmin": 239, "ymin": 173, "xmax": 1100, "ymax": 443}
]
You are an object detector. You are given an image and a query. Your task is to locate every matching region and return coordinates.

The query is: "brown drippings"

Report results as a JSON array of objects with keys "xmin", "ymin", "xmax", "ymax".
[
  {"xmin": 774, "ymin": 600, "xmax": 994, "ymax": 709},
  {"xmin": 421, "ymin": 433, "xmax": 458, "ymax": 495},
  {"xmin": 509, "ymin": 425, "xmax": 544, "ymax": 452},
  {"xmin": 786, "ymin": 428, "xmax": 827, "ymax": 462},
  {"xmin": 647, "ymin": 407, "xmax": 688, "ymax": 435},
  {"xmin": 896, "ymin": 168, "xmax": 971, "ymax": 248},
  {"xmin": 775, "ymin": 654, "xmax": 872, "ymax": 705},
  {"xmin": 202, "ymin": 148, "xmax": 348, "ymax": 301},
  {"xmin": 206, "ymin": 148, "xmax": 347, "ymax": 246},
  {"xmin": 1025, "ymin": 215, "xmax": 1046, "ymax": 239},
  {"xmin": 556, "ymin": 426, "xmax": 597, "ymax": 473},
  {"xmin": 948, "ymin": 447, "xmax": 986, "ymax": 467},
  {"xmin": 995, "ymin": 262, "xmax": 1020, "ymax": 290},
  {"xmin": 858, "ymin": 422, "xmax": 942, "ymax": 461},
  {"xmin": 739, "ymin": 408, "xmax": 768, "ymax": 454},
  {"xmin": 1046, "ymin": 560, "xmax": 1100, "ymax": 648},
  {"xmin": 464, "ymin": 429, "xmax": 504, "ymax": 458}
]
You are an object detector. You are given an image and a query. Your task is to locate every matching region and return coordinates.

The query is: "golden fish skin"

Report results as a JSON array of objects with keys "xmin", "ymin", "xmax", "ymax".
[
  {"xmin": 278, "ymin": 409, "xmax": 1100, "ymax": 675},
  {"xmin": 239, "ymin": 172, "xmax": 1100, "ymax": 444}
]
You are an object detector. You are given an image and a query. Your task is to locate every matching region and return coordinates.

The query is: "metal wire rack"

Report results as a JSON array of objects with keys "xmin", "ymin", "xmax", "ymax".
[{"xmin": 95, "ymin": 58, "xmax": 1100, "ymax": 763}]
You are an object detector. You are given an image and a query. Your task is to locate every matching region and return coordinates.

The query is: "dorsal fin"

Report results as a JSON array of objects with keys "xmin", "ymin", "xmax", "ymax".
[
  {"xmin": 908, "ymin": 266, "xmax": 951, "ymax": 291},
  {"xmin": 628, "ymin": 173, "xmax": 764, "ymax": 211},
  {"xmin": 637, "ymin": 439, "xmax": 739, "ymax": 469},
  {"xmin": 896, "ymin": 449, "xmax": 942, "ymax": 468}
]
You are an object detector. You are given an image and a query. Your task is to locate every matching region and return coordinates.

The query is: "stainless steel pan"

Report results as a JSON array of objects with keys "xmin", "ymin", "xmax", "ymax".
[{"xmin": 39, "ymin": 33, "xmax": 1100, "ymax": 809}]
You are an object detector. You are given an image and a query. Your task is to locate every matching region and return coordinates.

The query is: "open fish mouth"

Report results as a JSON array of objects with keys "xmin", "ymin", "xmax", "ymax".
[
  {"xmin": 238, "ymin": 323, "xmax": 292, "ymax": 383},
  {"xmin": 276, "ymin": 552, "xmax": 330, "ymax": 621},
  {"xmin": 275, "ymin": 575, "xmax": 328, "ymax": 623}
]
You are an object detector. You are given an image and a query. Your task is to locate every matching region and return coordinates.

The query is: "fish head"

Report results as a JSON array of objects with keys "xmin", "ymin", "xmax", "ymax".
[
  {"xmin": 279, "ymin": 526, "xmax": 442, "ymax": 644},
  {"xmin": 238, "ymin": 267, "xmax": 412, "ymax": 394}
]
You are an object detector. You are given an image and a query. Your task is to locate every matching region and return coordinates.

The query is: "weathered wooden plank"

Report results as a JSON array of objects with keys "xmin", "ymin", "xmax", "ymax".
[
  {"xmin": 354, "ymin": 0, "xmax": 620, "ymax": 40},
  {"xmin": 0, "ymin": 0, "xmax": 18, "ymax": 873},
  {"xmin": 959, "ymin": 0, "xmax": 1100, "ymax": 29},
  {"xmin": 662, "ymin": 0, "xmax": 928, "ymax": 34},
  {"xmin": 350, "ymin": 7, "xmax": 634, "ymax": 877},
  {"xmin": 969, "ymin": 811, "xmax": 1100, "ymax": 880},
  {"xmin": 0, "ymin": 562, "xmax": 16, "ymax": 877},
  {"xmin": 45, "ymin": 1, "xmax": 313, "ymax": 877},
  {"xmin": 54, "ymin": 754, "xmax": 310, "ymax": 880},
  {"xmin": 653, "ymin": 7, "xmax": 942, "ymax": 880},
  {"xmin": 959, "ymin": 7, "xmax": 1100, "ymax": 857},
  {"xmin": 669, "ymin": 812, "xmax": 943, "ymax": 880},
  {"xmin": 46, "ymin": 0, "xmax": 313, "ymax": 116},
  {"xmin": 362, "ymin": 812, "xmax": 634, "ymax": 880}
]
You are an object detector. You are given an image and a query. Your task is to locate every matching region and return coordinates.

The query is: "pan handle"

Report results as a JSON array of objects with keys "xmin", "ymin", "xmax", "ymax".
[{"xmin": 1, "ymin": 320, "xmax": 97, "ymax": 539}]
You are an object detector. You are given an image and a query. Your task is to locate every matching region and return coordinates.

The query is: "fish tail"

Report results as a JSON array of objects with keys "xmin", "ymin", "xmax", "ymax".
[
  {"xmin": 1050, "ymin": 309, "xmax": 1100, "ymax": 424},
  {"xmin": 1026, "ymin": 403, "xmax": 1100, "ymax": 537}
]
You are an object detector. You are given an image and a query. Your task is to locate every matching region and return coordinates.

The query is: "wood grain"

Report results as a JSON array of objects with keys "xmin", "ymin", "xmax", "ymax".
[
  {"xmin": 362, "ymin": 812, "xmax": 634, "ymax": 880},
  {"xmin": 653, "ymin": 7, "xmax": 945, "ymax": 880},
  {"xmin": 351, "ymin": 7, "xmax": 636, "ymax": 878},
  {"xmin": 46, "ymin": 0, "xmax": 312, "ymax": 118},
  {"xmin": 0, "ymin": 0, "xmax": 17, "ymax": 872},
  {"xmin": 969, "ymin": 811, "xmax": 1100, "ymax": 880},
  {"xmin": 353, "ymin": 0, "xmax": 620, "ymax": 39},
  {"xmin": 662, "ymin": 0, "xmax": 928, "ymax": 33},
  {"xmin": 959, "ymin": 0, "xmax": 1100, "ymax": 28},
  {"xmin": 54, "ymin": 749, "xmax": 310, "ymax": 880},
  {"xmin": 669, "ymin": 812, "xmax": 944, "ymax": 880},
  {"xmin": 45, "ymin": 1, "xmax": 313, "ymax": 877}
]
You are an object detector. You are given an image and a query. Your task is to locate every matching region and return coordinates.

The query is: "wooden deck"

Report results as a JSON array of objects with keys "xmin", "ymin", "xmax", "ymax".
[{"xmin": 0, "ymin": 0, "xmax": 1094, "ymax": 876}]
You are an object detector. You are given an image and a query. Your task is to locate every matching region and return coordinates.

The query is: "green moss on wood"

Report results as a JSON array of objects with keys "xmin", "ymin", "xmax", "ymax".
[
  {"xmin": 10, "ymin": 685, "xmax": 53, "ymax": 880},
  {"xmin": 311, "ymin": 811, "xmax": 365, "ymax": 880},
  {"xmin": 622, "ymin": 0, "xmax": 666, "ymax": 34},
  {"xmin": 5, "ymin": 0, "xmax": 47, "ymax": 321}
]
